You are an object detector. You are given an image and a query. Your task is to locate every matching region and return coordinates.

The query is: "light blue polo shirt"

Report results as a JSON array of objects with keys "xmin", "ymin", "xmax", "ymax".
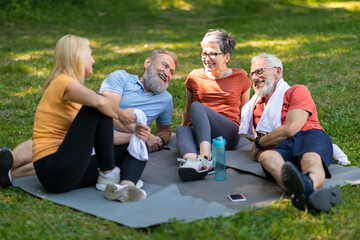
[{"xmin": 99, "ymin": 70, "xmax": 173, "ymax": 126}]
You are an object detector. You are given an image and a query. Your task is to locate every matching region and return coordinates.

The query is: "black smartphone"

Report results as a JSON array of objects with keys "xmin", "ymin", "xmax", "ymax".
[{"xmin": 228, "ymin": 193, "xmax": 246, "ymax": 202}]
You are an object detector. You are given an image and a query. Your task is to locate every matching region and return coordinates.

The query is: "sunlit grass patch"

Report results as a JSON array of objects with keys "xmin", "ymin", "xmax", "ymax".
[
  {"xmin": 12, "ymin": 86, "xmax": 41, "ymax": 97},
  {"xmin": 316, "ymin": 1, "xmax": 360, "ymax": 11},
  {"xmin": 1, "ymin": 0, "xmax": 359, "ymax": 239},
  {"xmin": 156, "ymin": 0, "xmax": 194, "ymax": 10}
]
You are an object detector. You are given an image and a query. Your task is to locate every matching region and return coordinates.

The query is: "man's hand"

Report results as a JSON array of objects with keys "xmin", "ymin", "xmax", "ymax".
[
  {"xmin": 134, "ymin": 124, "xmax": 151, "ymax": 142},
  {"xmin": 251, "ymin": 143, "xmax": 265, "ymax": 161},
  {"xmin": 146, "ymin": 134, "xmax": 163, "ymax": 152}
]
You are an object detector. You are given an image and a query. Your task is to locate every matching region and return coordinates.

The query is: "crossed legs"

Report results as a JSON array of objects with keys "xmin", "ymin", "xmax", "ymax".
[{"xmin": 176, "ymin": 102, "xmax": 239, "ymax": 161}]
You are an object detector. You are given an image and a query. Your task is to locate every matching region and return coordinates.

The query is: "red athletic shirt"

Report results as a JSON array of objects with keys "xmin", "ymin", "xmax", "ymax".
[{"xmin": 253, "ymin": 85, "xmax": 324, "ymax": 132}]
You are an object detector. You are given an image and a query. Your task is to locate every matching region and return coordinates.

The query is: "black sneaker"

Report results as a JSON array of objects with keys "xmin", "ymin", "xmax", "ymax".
[
  {"xmin": 281, "ymin": 162, "xmax": 314, "ymax": 210},
  {"xmin": 0, "ymin": 147, "xmax": 13, "ymax": 188},
  {"xmin": 308, "ymin": 187, "xmax": 342, "ymax": 212}
]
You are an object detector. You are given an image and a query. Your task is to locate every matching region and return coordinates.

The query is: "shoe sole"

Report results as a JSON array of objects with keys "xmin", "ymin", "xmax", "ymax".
[
  {"xmin": 308, "ymin": 188, "xmax": 341, "ymax": 212},
  {"xmin": 281, "ymin": 162, "xmax": 306, "ymax": 194},
  {"xmin": 95, "ymin": 183, "xmax": 107, "ymax": 191},
  {"xmin": 178, "ymin": 168, "xmax": 208, "ymax": 182},
  {"xmin": 207, "ymin": 167, "xmax": 215, "ymax": 175},
  {"xmin": 281, "ymin": 162, "xmax": 309, "ymax": 210},
  {"xmin": 105, "ymin": 184, "xmax": 146, "ymax": 202},
  {"xmin": 0, "ymin": 147, "xmax": 13, "ymax": 188}
]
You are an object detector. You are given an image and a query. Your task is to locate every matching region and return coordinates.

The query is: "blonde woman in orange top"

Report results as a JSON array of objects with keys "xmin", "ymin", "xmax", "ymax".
[
  {"xmin": 176, "ymin": 29, "xmax": 251, "ymax": 182},
  {"xmin": 32, "ymin": 34, "xmax": 149, "ymax": 202}
]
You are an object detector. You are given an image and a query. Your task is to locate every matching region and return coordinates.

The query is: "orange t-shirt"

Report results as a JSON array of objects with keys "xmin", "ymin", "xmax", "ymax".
[
  {"xmin": 32, "ymin": 74, "xmax": 82, "ymax": 162},
  {"xmin": 185, "ymin": 68, "xmax": 251, "ymax": 126}
]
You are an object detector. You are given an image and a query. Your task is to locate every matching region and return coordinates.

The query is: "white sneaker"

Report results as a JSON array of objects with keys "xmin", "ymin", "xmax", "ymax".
[
  {"xmin": 177, "ymin": 154, "xmax": 213, "ymax": 182},
  {"xmin": 95, "ymin": 167, "xmax": 120, "ymax": 191},
  {"xmin": 135, "ymin": 179, "xmax": 144, "ymax": 188},
  {"xmin": 105, "ymin": 183, "xmax": 147, "ymax": 202},
  {"xmin": 197, "ymin": 154, "xmax": 214, "ymax": 174}
]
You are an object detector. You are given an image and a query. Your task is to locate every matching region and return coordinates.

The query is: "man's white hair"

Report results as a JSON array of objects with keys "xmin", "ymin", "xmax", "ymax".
[{"xmin": 251, "ymin": 53, "xmax": 283, "ymax": 77}]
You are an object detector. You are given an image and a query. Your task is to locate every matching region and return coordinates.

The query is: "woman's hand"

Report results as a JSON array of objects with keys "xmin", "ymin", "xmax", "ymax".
[{"xmin": 134, "ymin": 124, "xmax": 151, "ymax": 142}]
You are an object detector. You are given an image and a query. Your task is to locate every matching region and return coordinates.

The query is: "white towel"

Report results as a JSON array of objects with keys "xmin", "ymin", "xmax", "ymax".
[
  {"xmin": 238, "ymin": 94, "xmax": 259, "ymax": 138},
  {"xmin": 238, "ymin": 78, "xmax": 350, "ymax": 165},
  {"xmin": 239, "ymin": 78, "xmax": 290, "ymax": 138},
  {"xmin": 127, "ymin": 109, "xmax": 149, "ymax": 161}
]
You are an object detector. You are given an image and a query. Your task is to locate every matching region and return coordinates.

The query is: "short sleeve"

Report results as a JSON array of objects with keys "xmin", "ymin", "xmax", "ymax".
[
  {"xmin": 286, "ymin": 85, "xmax": 315, "ymax": 115},
  {"xmin": 52, "ymin": 75, "xmax": 76, "ymax": 99},
  {"xmin": 185, "ymin": 75, "xmax": 193, "ymax": 92},
  {"xmin": 156, "ymin": 94, "xmax": 173, "ymax": 125},
  {"xmin": 99, "ymin": 70, "xmax": 128, "ymax": 96},
  {"xmin": 242, "ymin": 72, "xmax": 251, "ymax": 94}
]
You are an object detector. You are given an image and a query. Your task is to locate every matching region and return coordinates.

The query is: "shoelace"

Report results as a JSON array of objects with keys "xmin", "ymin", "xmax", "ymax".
[{"xmin": 197, "ymin": 157, "xmax": 212, "ymax": 170}]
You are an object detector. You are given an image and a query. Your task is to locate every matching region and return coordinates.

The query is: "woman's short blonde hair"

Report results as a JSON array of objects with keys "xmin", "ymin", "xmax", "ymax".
[{"xmin": 43, "ymin": 34, "xmax": 90, "ymax": 90}]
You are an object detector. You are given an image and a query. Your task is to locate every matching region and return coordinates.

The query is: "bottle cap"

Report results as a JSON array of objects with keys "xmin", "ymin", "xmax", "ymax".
[{"xmin": 212, "ymin": 136, "xmax": 226, "ymax": 147}]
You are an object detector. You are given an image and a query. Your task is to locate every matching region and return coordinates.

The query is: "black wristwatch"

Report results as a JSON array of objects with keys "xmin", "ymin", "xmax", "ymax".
[
  {"xmin": 159, "ymin": 136, "xmax": 165, "ymax": 146},
  {"xmin": 255, "ymin": 136, "xmax": 264, "ymax": 149}
]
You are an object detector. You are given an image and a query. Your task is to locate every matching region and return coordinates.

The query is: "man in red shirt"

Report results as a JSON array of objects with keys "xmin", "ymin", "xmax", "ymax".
[{"xmin": 244, "ymin": 53, "xmax": 341, "ymax": 212}]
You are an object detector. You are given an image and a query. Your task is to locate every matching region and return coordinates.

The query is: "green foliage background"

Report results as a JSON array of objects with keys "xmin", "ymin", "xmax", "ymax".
[{"xmin": 1, "ymin": 0, "xmax": 359, "ymax": 239}]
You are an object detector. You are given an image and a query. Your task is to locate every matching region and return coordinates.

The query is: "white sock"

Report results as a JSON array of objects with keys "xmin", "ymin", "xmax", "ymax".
[
  {"xmin": 333, "ymin": 144, "xmax": 350, "ymax": 165},
  {"xmin": 333, "ymin": 144, "xmax": 346, "ymax": 160},
  {"xmin": 101, "ymin": 167, "xmax": 119, "ymax": 177}
]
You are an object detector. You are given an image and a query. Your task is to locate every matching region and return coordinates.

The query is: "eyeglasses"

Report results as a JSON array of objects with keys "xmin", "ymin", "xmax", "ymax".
[
  {"xmin": 201, "ymin": 52, "xmax": 223, "ymax": 59},
  {"xmin": 249, "ymin": 67, "xmax": 277, "ymax": 79}
]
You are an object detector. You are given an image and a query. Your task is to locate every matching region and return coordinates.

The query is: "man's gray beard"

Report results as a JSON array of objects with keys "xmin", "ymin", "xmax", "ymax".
[
  {"xmin": 143, "ymin": 64, "xmax": 169, "ymax": 94},
  {"xmin": 255, "ymin": 78, "xmax": 275, "ymax": 97}
]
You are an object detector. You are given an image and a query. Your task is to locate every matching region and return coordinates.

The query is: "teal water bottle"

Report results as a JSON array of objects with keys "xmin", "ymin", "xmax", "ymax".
[{"xmin": 212, "ymin": 136, "xmax": 227, "ymax": 181}]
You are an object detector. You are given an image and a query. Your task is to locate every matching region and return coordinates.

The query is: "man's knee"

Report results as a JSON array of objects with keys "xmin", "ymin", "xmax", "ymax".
[
  {"xmin": 301, "ymin": 152, "xmax": 322, "ymax": 166},
  {"xmin": 258, "ymin": 150, "xmax": 284, "ymax": 170},
  {"xmin": 258, "ymin": 150, "xmax": 278, "ymax": 164}
]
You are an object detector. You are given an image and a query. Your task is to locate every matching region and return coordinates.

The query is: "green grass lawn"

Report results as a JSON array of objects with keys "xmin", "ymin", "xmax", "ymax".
[{"xmin": 1, "ymin": 0, "xmax": 359, "ymax": 239}]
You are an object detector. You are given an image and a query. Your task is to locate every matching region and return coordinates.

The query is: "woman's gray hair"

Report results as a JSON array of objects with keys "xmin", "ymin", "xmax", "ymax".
[
  {"xmin": 251, "ymin": 53, "xmax": 283, "ymax": 76},
  {"xmin": 201, "ymin": 29, "xmax": 236, "ymax": 55}
]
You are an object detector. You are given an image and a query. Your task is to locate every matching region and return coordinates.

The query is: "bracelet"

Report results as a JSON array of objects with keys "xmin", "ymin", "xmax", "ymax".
[{"xmin": 255, "ymin": 136, "xmax": 264, "ymax": 149}]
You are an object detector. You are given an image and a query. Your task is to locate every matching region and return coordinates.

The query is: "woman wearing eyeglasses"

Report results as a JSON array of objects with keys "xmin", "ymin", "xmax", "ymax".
[{"xmin": 176, "ymin": 29, "xmax": 251, "ymax": 182}]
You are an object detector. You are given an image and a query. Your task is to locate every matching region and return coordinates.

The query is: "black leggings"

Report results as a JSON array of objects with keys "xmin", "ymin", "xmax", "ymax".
[{"xmin": 34, "ymin": 106, "xmax": 147, "ymax": 193}]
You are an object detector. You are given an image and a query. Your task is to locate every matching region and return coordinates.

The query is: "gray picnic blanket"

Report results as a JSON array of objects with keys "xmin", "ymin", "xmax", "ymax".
[
  {"xmin": 142, "ymin": 136, "xmax": 360, "ymax": 209},
  {"xmin": 12, "ymin": 176, "xmax": 235, "ymax": 228},
  {"xmin": 12, "ymin": 136, "xmax": 360, "ymax": 228}
]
